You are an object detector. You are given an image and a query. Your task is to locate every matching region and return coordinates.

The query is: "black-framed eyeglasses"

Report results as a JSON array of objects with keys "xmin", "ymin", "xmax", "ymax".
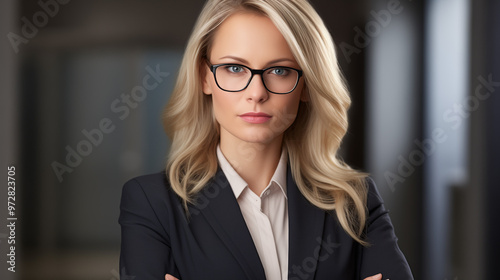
[{"xmin": 208, "ymin": 63, "xmax": 303, "ymax": 94}]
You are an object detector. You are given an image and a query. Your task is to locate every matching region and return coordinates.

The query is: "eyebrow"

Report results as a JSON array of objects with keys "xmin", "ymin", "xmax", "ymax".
[{"xmin": 218, "ymin": 55, "xmax": 296, "ymax": 65}]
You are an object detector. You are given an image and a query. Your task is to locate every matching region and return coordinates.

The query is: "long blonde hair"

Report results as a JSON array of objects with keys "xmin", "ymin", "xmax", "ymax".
[{"xmin": 163, "ymin": 0, "xmax": 368, "ymax": 245}]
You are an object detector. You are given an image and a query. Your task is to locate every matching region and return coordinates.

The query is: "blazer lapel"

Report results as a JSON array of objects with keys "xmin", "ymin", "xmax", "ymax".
[
  {"xmin": 195, "ymin": 169, "xmax": 266, "ymax": 280},
  {"xmin": 287, "ymin": 165, "xmax": 326, "ymax": 280}
]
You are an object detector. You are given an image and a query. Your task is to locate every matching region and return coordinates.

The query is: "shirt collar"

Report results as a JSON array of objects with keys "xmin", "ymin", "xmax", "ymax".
[{"xmin": 216, "ymin": 145, "xmax": 288, "ymax": 199}]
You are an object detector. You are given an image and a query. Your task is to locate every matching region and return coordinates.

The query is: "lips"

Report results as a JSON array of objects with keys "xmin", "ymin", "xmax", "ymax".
[{"xmin": 239, "ymin": 112, "xmax": 272, "ymax": 124}]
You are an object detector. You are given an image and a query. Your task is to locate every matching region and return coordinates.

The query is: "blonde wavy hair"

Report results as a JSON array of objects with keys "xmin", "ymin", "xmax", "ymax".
[{"xmin": 163, "ymin": 0, "xmax": 369, "ymax": 244}]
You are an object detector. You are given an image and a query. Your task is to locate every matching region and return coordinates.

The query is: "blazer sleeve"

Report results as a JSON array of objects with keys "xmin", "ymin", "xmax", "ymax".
[
  {"xmin": 119, "ymin": 177, "xmax": 179, "ymax": 279},
  {"xmin": 358, "ymin": 178, "xmax": 414, "ymax": 280}
]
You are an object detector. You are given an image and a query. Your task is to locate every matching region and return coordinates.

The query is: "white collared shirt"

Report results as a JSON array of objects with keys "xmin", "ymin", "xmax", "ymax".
[{"xmin": 216, "ymin": 145, "xmax": 289, "ymax": 280}]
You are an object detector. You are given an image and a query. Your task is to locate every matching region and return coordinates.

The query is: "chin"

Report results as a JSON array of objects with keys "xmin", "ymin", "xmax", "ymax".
[{"xmin": 239, "ymin": 131, "xmax": 281, "ymax": 145}]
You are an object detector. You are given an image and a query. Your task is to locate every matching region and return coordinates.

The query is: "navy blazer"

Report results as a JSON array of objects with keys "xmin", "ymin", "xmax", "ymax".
[{"xmin": 119, "ymin": 166, "xmax": 413, "ymax": 280}]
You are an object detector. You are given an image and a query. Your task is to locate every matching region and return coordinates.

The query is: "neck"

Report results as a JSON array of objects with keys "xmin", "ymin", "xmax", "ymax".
[{"xmin": 220, "ymin": 135, "xmax": 283, "ymax": 196}]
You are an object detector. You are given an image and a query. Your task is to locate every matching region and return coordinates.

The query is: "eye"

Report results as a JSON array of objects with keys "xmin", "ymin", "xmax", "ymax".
[
  {"xmin": 269, "ymin": 67, "xmax": 290, "ymax": 76},
  {"xmin": 224, "ymin": 65, "xmax": 245, "ymax": 73}
]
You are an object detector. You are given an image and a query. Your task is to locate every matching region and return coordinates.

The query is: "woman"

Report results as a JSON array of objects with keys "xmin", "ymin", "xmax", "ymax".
[{"xmin": 119, "ymin": 0, "xmax": 414, "ymax": 279}]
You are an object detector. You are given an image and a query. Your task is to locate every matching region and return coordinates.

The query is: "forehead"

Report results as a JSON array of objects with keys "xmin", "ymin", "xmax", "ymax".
[{"xmin": 209, "ymin": 11, "xmax": 296, "ymax": 66}]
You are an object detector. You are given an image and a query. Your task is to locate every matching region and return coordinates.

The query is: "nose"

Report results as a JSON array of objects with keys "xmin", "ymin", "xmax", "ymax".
[{"xmin": 244, "ymin": 74, "xmax": 269, "ymax": 103}]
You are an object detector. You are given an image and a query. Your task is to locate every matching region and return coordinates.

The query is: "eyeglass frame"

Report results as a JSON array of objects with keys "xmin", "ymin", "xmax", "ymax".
[{"xmin": 207, "ymin": 62, "xmax": 303, "ymax": 94}]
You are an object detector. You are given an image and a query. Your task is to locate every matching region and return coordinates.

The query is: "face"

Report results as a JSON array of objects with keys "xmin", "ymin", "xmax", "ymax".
[{"xmin": 203, "ymin": 12, "xmax": 306, "ymax": 147}]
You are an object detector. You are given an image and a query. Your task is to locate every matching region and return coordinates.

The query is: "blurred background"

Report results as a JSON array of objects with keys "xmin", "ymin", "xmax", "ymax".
[{"xmin": 0, "ymin": 0, "xmax": 498, "ymax": 279}]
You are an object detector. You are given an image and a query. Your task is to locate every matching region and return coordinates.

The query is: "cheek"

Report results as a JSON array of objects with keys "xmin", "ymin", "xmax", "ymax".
[
  {"xmin": 269, "ymin": 95, "xmax": 303, "ymax": 131},
  {"xmin": 281, "ymin": 92, "xmax": 303, "ymax": 115},
  {"xmin": 279, "ymin": 81, "xmax": 305, "ymax": 114},
  {"xmin": 211, "ymin": 91, "xmax": 236, "ymax": 120}
]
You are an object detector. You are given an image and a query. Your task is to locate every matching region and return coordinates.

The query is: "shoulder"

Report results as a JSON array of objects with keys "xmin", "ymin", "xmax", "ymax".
[
  {"xmin": 365, "ymin": 177, "xmax": 384, "ymax": 206},
  {"xmin": 120, "ymin": 171, "xmax": 182, "ymax": 213},
  {"xmin": 363, "ymin": 177, "xmax": 390, "ymax": 222},
  {"xmin": 123, "ymin": 171, "xmax": 169, "ymax": 192},
  {"xmin": 122, "ymin": 172, "xmax": 169, "ymax": 197}
]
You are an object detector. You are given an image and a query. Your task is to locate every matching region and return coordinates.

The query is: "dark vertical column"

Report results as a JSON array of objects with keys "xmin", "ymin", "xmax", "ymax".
[
  {"xmin": 484, "ymin": 0, "xmax": 500, "ymax": 278},
  {"xmin": 1, "ymin": 1, "xmax": 20, "ymax": 280}
]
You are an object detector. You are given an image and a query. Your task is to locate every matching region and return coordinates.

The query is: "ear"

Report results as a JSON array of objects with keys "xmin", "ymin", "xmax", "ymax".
[{"xmin": 201, "ymin": 63, "xmax": 213, "ymax": 95}]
